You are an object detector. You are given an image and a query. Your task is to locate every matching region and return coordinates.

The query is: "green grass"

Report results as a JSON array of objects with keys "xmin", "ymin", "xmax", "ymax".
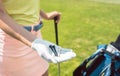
[
  {"xmin": 91, "ymin": 0, "xmax": 120, "ymax": 4},
  {"xmin": 40, "ymin": 0, "xmax": 120, "ymax": 76}
]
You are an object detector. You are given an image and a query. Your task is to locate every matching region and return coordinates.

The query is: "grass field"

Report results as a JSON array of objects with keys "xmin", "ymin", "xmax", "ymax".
[
  {"xmin": 92, "ymin": 0, "xmax": 120, "ymax": 4},
  {"xmin": 41, "ymin": 0, "xmax": 120, "ymax": 76}
]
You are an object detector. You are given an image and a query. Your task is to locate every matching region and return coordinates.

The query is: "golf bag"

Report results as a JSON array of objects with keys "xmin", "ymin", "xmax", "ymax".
[{"xmin": 73, "ymin": 35, "xmax": 120, "ymax": 76}]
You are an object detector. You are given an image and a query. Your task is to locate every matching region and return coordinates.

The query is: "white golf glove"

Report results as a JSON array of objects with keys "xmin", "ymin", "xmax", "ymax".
[{"xmin": 31, "ymin": 38, "xmax": 76, "ymax": 63}]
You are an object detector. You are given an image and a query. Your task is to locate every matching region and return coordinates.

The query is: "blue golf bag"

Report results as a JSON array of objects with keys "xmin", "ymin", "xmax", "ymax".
[{"xmin": 73, "ymin": 35, "xmax": 120, "ymax": 76}]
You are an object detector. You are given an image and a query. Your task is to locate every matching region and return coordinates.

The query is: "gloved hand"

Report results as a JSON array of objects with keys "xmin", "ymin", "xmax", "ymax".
[{"xmin": 31, "ymin": 38, "xmax": 76, "ymax": 63}]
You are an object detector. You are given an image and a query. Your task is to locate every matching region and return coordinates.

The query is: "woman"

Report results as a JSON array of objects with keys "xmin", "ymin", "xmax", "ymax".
[
  {"xmin": 0, "ymin": 0, "xmax": 76, "ymax": 76},
  {"xmin": 0, "ymin": 0, "xmax": 60, "ymax": 76}
]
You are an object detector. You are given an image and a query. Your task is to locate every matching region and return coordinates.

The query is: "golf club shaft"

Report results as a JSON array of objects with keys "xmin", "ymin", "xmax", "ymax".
[
  {"xmin": 54, "ymin": 17, "xmax": 60, "ymax": 76},
  {"xmin": 54, "ymin": 22, "xmax": 59, "ymax": 45}
]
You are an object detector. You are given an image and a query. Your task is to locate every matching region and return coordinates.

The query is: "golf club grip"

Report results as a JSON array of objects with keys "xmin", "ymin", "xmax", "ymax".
[{"xmin": 54, "ymin": 17, "xmax": 59, "ymax": 45}]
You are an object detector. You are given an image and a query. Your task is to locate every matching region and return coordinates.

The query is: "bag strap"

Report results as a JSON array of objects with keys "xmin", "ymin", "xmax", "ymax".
[
  {"xmin": 110, "ymin": 55, "xmax": 115, "ymax": 76},
  {"xmin": 73, "ymin": 50, "xmax": 105, "ymax": 76}
]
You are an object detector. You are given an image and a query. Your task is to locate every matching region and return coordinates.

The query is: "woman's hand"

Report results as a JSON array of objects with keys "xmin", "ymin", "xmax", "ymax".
[
  {"xmin": 40, "ymin": 10, "xmax": 61, "ymax": 23},
  {"xmin": 47, "ymin": 11, "xmax": 61, "ymax": 23}
]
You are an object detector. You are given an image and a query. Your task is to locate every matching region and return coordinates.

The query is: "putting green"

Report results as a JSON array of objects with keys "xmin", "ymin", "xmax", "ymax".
[{"xmin": 91, "ymin": 0, "xmax": 120, "ymax": 4}]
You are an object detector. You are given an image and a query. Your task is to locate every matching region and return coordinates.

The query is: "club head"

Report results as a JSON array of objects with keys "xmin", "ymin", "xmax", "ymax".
[
  {"xmin": 111, "ymin": 34, "xmax": 120, "ymax": 51},
  {"xmin": 115, "ymin": 34, "xmax": 120, "ymax": 44}
]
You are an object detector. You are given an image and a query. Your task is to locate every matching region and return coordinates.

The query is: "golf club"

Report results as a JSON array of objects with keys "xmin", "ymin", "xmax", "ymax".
[{"xmin": 54, "ymin": 16, "xmax": 60, "ymax": 76}]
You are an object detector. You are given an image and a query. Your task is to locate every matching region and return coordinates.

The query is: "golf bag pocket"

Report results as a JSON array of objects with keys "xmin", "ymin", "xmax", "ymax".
[{"xmin": 73, "ymin": 48, "xmax": 105, "ymax": 76}]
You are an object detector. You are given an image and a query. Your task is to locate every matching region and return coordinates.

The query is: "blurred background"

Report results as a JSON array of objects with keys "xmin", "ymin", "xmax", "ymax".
[{"xmin": 40, "ymin": 0, "xmax": 120, "ymax": 76}]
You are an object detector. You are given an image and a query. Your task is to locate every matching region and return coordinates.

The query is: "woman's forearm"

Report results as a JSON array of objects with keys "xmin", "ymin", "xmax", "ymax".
[{"xmin": 0, "ymin": 19, "xmax": 33, "ymax": 47}]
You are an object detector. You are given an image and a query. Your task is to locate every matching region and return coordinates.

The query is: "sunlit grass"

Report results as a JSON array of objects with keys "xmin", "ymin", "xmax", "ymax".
[{"xmin": 41, "ymin": 0, "xmax": 120, "ymax": 76}]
